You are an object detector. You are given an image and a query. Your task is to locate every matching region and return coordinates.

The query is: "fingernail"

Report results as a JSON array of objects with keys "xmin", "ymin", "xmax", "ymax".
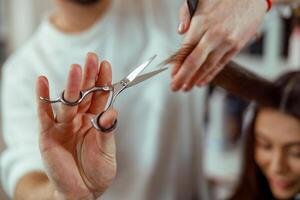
[
  {"xmin": 87, "ymin": 52, "xmax": 94, "ymax": 57},
  {"xmin": 177, "ymin": 22, "xmax": 184, "ymax": 34},
  {"xmin": 182, "ymin": 84, "xmax": 189, "ymax": 91},
  {"xmin": 89, "ymin": 52, "xmax": 98, "ymax": 63},
  {"xmin": 102, "ymin": 60, "xmax": 110, "ymax": 68}
]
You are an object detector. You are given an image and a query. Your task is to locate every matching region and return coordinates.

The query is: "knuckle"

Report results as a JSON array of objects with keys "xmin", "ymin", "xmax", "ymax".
[
  {"xmin": 224, "ymin": 37, "xmax": 237, "ymax": 47},
  {"xmin": 191, "ymin": 15, "xmax": 208, "ymax": 29},
  {"xmin": 212, "ymin": 27, "xmax": 229, "ymax": 38},
  {"xmin": 193, "ymin": 44, "xmax": 205, "ymax": 56},
  {"xmin": 200, "ymin": 17, "xmax": 210, "ymax": 28},
  {"xmin": 185, "ymin": 56, "xmax": 199, "ymax": 71},
  {"xmin": 204, "ymin": 24, "xmax": 228, "ymax": 40}
]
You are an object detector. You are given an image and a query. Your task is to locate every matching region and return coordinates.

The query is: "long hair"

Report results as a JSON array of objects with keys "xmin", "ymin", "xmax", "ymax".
[
  {"xmin": 230, "ymin": 71, "xmax": 300, "ymax": 200},
  {"xmin": 164, "ymin": 46, "xmax": 300, "ymax": 199}
]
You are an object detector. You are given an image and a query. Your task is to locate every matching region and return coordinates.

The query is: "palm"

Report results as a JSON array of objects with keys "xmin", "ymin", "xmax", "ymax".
[{"xmin": 37, "ymin": 54, "xmax": 117, "ymax": 199}]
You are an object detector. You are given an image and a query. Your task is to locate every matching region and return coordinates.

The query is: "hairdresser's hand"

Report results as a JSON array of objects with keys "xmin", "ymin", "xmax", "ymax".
[
  {"xmin": 172, "ymin": 0, "xmax": 268, "ymax": 91},
  {"xmin": 36, "ymin": 53, "xmax": 117, "ymax": 200}
]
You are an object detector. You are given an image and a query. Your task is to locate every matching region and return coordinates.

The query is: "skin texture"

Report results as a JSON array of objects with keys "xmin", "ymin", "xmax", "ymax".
[
  {"xmin": 172, "ymin": 0, "xmax": 268, "ymax": 91},
  {"xmin": 15, "ymin": 53, "xmax": 118, "ymax": 200},
  {"xmin": 255, "ymin": 109, "xmax": 300, "ymax": 199}
]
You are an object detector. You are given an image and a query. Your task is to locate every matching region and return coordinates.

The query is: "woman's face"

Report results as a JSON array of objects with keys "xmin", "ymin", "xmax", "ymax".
[{"xmin": 255, "ymin": 109, "xmax": 300, "ymax": 199}]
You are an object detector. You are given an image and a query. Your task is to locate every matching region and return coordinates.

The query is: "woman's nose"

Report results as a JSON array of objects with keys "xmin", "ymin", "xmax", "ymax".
[{"xmin": 269, "ymin": 151, "xmax": 289, "ymax": 175}]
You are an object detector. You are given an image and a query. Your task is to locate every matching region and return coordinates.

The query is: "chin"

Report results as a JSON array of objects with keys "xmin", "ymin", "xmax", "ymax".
[{"xmin": 271, "ymin": 187, "xmax": 298, "ymax": 199}]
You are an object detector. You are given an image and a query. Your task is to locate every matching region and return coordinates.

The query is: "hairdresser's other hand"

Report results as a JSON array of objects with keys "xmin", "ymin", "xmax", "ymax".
[
  {"xmin": 172, "ymin": 0, "xmax": 268, "ymax": 91},
  {"xmin": 36, "ymin": 53, "xmax": 117, "ymax": 200}
]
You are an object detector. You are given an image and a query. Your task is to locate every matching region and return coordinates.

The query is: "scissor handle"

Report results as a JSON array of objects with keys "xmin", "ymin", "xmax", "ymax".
[
  {"xmin": 40, "ymin": 86, "xmax": 113, "ymax": 106},
  {"xmin": 91, "ymin": 111, "xmax": 118, "ymax": 133},
  {"xmin": 59, "ymin": 90, "xmax": 85, "ymax": 106}
]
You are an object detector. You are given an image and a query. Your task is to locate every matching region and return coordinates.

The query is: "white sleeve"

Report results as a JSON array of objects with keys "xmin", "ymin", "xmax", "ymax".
[{"xmin": 0, "ymin": 57, "xmax": 44, "ymax": 198}]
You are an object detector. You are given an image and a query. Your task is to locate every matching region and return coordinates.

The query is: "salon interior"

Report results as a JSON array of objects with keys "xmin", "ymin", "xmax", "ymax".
[{"xmin": 0, "ymin": 0, "xmax": 300, "ymax": 199}]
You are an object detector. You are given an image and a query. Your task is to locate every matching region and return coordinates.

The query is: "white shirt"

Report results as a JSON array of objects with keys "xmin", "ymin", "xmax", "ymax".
[{"xmin": 0, "ymin": 1, "xmax": 207, "ymax": 199}]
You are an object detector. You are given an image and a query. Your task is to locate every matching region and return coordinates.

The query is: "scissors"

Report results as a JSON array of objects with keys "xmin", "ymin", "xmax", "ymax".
[{"xmin": 40, "ymin": 55, "xmax": 169, "ymax": 133}]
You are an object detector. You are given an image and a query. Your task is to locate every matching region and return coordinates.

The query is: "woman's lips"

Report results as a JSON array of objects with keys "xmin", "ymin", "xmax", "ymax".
[{"xmin": 270, "ymin": 178, "xmax": 295, "ymax": 190}]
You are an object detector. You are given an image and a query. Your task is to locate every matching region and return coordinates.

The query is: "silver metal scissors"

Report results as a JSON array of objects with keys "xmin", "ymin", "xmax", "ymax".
[{"xmin": 40, "ymin": 55, "xmax": 168, "ymax": 133}]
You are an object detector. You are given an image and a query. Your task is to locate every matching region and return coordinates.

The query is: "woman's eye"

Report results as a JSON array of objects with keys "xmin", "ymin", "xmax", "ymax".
[
  {"xmin": 256, "ymin": 141, "xmax": 271, "ymax": 150},
  {"xmin": 289, "ymin": 151, "xmax": 300, "ymax": 158}
]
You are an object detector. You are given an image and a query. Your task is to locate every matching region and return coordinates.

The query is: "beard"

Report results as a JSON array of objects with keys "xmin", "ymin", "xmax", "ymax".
[{"xmin": 69, "ymin": 0, "xmax": 101, "ymax": 6}]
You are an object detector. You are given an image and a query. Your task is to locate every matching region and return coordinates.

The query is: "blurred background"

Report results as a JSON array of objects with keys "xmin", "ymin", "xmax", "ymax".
[
  {"xmin": 0, "ymin": 1, "xmax": 53, "ymax": 199},
  {"xmin": 0, "ymin": 0, "xmax": 299, "ymax": 199}
]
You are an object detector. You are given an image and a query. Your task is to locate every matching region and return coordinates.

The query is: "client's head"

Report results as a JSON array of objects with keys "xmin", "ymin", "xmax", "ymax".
[{"xmin": 232, "ymin": 71, "xmax": 300, "ymax": 200}]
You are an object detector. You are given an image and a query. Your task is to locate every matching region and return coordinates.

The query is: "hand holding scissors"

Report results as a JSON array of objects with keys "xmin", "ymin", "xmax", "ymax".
[
  {"xmin": 40, "ymin": 54, "xmax": 167, "ymax": 133},
  {"xmin": 36, "ymin": 54, "xmax": 121, "ymax": 199}
]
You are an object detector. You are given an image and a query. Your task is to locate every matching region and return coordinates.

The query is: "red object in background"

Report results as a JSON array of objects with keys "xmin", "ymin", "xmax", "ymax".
[{"xmin": 266, "ymin": 0, "xmax": 272, "ymax": 12}]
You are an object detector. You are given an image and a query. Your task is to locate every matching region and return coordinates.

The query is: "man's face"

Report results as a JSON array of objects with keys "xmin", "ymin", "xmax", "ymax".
[{"xmin": 70, "ymin": 0, "xmax": 102, "ymax": 5}]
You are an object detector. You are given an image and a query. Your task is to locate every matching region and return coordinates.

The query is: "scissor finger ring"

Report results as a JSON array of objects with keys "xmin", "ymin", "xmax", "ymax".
[
  {"xmin": 91, "ymin": 111, "xmax": 118, "ymax": 133},
  {"xmin": 59, "ymin": 91, "xmax": 84, "ymax": 106}
]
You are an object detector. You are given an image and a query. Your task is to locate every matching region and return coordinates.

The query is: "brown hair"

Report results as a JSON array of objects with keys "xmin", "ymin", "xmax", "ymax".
[
  {"xmin": 230, "ymin": 71, "xmax": 300, "ymax": 200},
  {"xmin": 163, "ymin": 44, "xmax": 281, "ymax": 108}
]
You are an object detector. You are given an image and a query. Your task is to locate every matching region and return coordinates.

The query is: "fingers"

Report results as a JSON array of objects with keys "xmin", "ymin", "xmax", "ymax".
[
  {"xmin": 56, "ymin": 64, "xmax": 82, "ymax": 123},
  {"xmin": 89, "ymin": 61, "xmax": 112, "ymax": 114},
  {"xmin": 172, "ymin": 28, "xmax": 224, "ymax": 91},
  {"xmin": 36, "ymin": 76, "xmax": 54, "ymax": 132},
  {"xmin": 197, "ymin": 64, "xmax": 224, "ymax": 86},
  {"xmin": 178, "ymin": 0, "xmax": 213, "ymax": 35},
  {"xmin": 78, "ymin": 53, "xmax": 99, "ymax": 112},
  {"xmin": 196, "ymin": 48, "xmax": 238, "ymax": 86},
  {"xmin": 178, "ymin": 1, "xmax": 191, "ymax": 34},
  {"xmin": 95, "ymin": 109, "xmax": 118, "ymax": 155},
  {"xmin": 173, "ymin": 0, "xmax": 254, "ymax": 92},
  {"xmin": 171, "ymin": 64, "xmax": 181, "ymax": 78},
  {"xmin": 183, "ymin": 41, "xmax": 233, "ymax": 91},
  {"xmin": 172, "ymin": 22, "xmax": 242, "ymax": 91}
]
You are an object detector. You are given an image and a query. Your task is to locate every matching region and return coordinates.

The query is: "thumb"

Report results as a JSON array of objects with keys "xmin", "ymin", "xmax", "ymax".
[
  {"xmin": 99, "ymin": 109, "xmax": 118, "ymax": 132},
  {"xmin": 96, "ymin": 109, "xmax": 118, "ymax": 153},
  {"xmin": 178, "ymin": 1, "xmax": 192, "ymax": 34}
]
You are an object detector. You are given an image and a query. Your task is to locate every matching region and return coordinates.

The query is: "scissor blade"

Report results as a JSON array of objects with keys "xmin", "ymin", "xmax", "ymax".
[
  {"xmin": 126, "ymin": 55, "xmax": 157, "ymax": 82},
  {"xmin": 127, "ymin": 67, "xmax": 168, "ymax": 88}
]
